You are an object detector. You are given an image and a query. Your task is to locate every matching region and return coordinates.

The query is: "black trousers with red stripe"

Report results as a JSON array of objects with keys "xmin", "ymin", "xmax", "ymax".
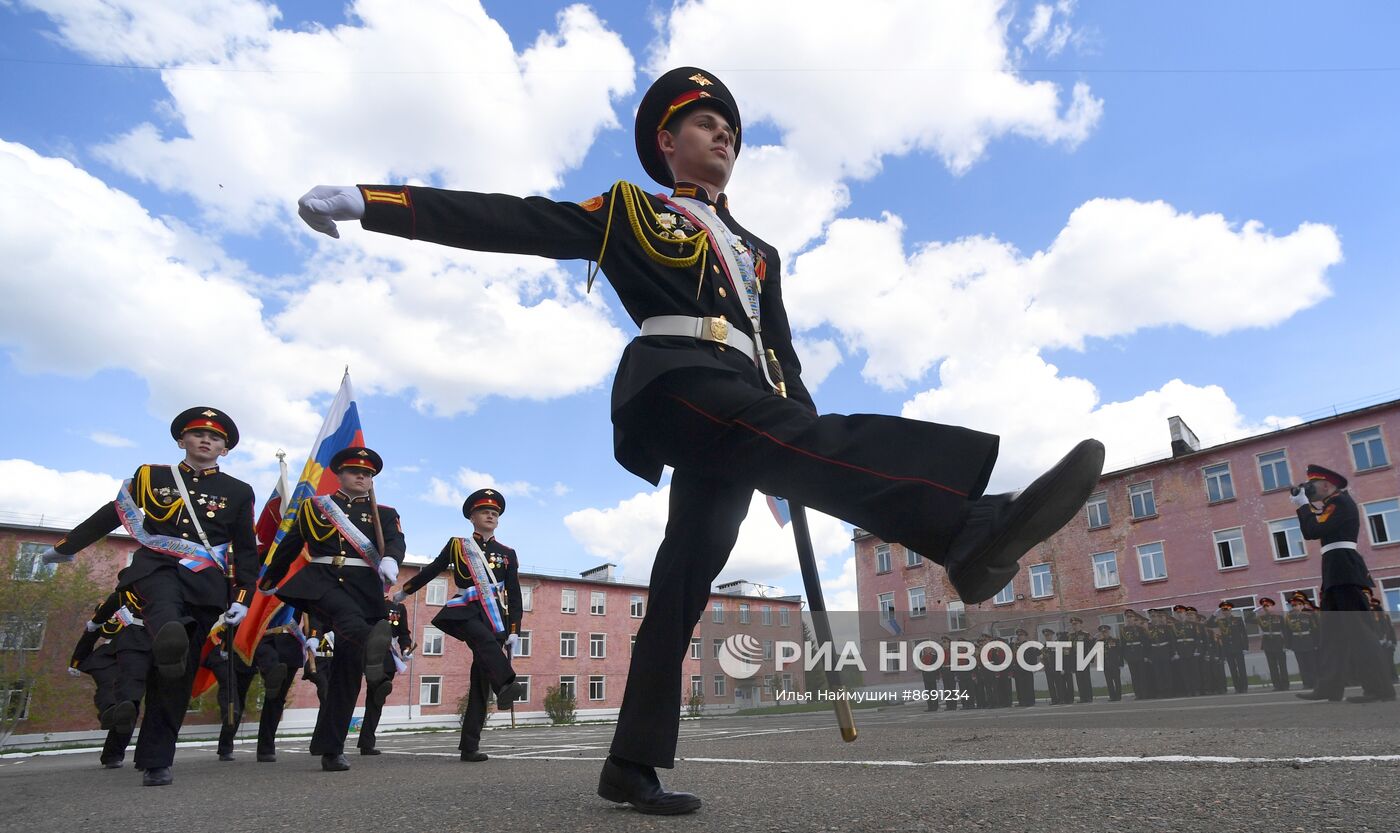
[{"xmin": 609, "ymin": 368, "xmax": 998, "ymax": 768}]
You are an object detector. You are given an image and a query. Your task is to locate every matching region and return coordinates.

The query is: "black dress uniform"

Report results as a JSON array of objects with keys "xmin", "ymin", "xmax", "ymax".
[
  {"xmin": 358, "ymin": 597, "xmax": 413, "ymax": 754},
  {"xmin": 1256, "ymin": 600, "xmax": 1288, "ymax": 690},
  {"xmin": 1009, "ymin": 630, "xmax": 1036, "ymax": 706},
  {"xmin": 401, "ymin": 489, "xmax": 524, "ymax": 760},
  {"xmin": 1120, "ymin": 612, "xmax": 1153, "ymax": 700},
  {"xmin": 1295, "ymin": 465, "xmax": 1394, "ymax": 701},
  {"xmin": 51, "ymin": 407, "xmax": 257, "ymax": 778},
  {"xmin": 1067, "ymin": 622, "xmax": 1094, "ymax": 702},
  {"xmin": 1147, "ymin": 614, "xmax": 1176, "ymax": 698},
  {"xmin": 204, "ymin": 624, "xmax": 257, "ymax": 761},
  {"xmin": 250, "ymin": 612, "xmax": 310, "ymax": 761},
  {"xmin": 261, "ymin": 447, "xmax": 406, "ymax": 760},
  {"xmin": 1170, "ymin": 607, "xmax": 1199, "ymax": 696},
  {"xmin": 1097, "ymin": 627, "xmax": 1123, "ymax": 701},
  {"xmin": 937, "ymin": 638, "xmax": 964, "ymax": 709},
  {"xmin": 1284, "ymin": 598, "xmax": 1319, "ymax": 689},
  {"xmin": 70, "ymin": 592, "xmax": 150, "ymax": 767},
  {"xmin": 1210, "ymin": 604, "xmax": 1249, "ymax": 693}
]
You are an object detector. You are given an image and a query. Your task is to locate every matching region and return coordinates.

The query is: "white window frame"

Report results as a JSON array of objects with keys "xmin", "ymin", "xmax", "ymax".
[
  {"xmin": 1129, "ymin": 481, "xmax": 1157, "ymax": 519},
  {"xmin": 714, "ymin": 675, "xmax": 726, "ymax": 697},
  {"xmin": 760, "ymin": 605, "xmax": 772, "ymax": 625},
  {"xmin": 1363, "ymin": 497, "xmax": 1400, "ymax": 546},
  {"xmin": 516, "ymin": 630, "xmax": 532, "ymax": 657},
  {"xmin": 946, "ymin": 601, "xmax": 968, "ymax": 632},
  {"xmin": 1203, "ymin": 462, "xmax": 1235, "ymax": 503},
  {"xmin": 0, "ymin": 617, "xmax": 45, "ymax": 651},
  {"xmin": 908, "ymin": 586, "xmax": 928, "ymax": 616},
  {"xmin": 560, "ymin": 588, "xmax": 577, "ymax": 614},
  {"xmin": 1256, "ymin": 449, "xmax": 1291, "ymax": 493},
  {"xmin": 877, "ymin": 592, "xmax": 895, "ymax": 618},
  {"xmin": 420, "ymin": 675, "xmax": 442, "ymax": 706},
  {"xmin": 425, "ymin": 578, "xmax": 448, "ymax": 607},
  {"xmin": 590, "ymin": 590, "xmax": 606, "ymax": 616},
  {"xmin": 712, "ymin": 639, "xmax": 723, "ymax": 659},
  {"xmin": 1349, "ymin": 426, "xmax": 1390, "ymax": 472},
  {"xmin": 993, "ymin": 582, "xmax": 1015, "ymax": 605},
  {"xmin": 514, "ymin": 675, "xmax": 531, "ymax": 703},
  {"xmin": 875, "ymin": 543, "xmax": 891, "ymax": 573},
  {"xmin": 689, "ymin": 637, "xmax": 702, "ymax": 659},
  {"xmin": 1137, "ymin": 541, "xmax": 1168, "ymax": 582},
  {"xmin": 559, "ymin": 631, "xmax": 577, "ymax": 658},
  {"xmin": 739, "ymin": 603, "xmax": 750, "ymax": 624},
  {"xmin": 690, "ymin": 675, "xmax": 704, "ymax": 697},
  {"xmin": 779, "ymin": 608, "xmax": 790, "ymax": 627},
  {"xmin": 630, "ymin": 594, "xmax": 644, "ymax": 618},
  {"xmin": 421, "ymin": 626, "xmax": 444, "ymax": 656},
  {"xmin": 558, "ymin": 675, "xmax": 577, "ymax": 701},
  {"xmin": 520, "ymin": 584, "xmax": 533, "ymax": 612},
  {"xmin": 1028, "ymin": 563, "xmax": 1054, "ymax": 598},
  {"xmin": 589, "ymin": 675, "xmax": 605, "ymax": 701},
  {"xmin": 1268, "ymin": 517, "xmax": 1307, "ymax": 561},
  {"xmin": 13, "ymin": 542, "xmax": 56, "ymax": 581},
  {"xmin": 712, "ymin": 602, "xmax": 724, "ymax": 623},
  {"xmin": 1213, "ymin": 526, "xmax": 1248, "ymax": 570},
  {"xmin": 763, "ymin": 640, "xmax": 774, "ymax": 660},
  {"xmin": 1091, "ymin": 551, "xmax": 1120, "ymax": 589},
  {"xmin": 905, "ymin": 546, "xmax": 921, "ymax": 568},
  {"xmin": 589, "ymin": 633, "xmax": 606, "ymax": 659},
  {"xmin": 1085, "ymin": 492, "xmax": 1110, "ymax": 529}
]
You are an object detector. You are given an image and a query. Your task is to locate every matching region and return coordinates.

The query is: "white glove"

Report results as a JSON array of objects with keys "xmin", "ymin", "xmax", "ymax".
[
  {"xmin": 305, "ymin": 637, "xmax": 320, "ymax": 654},
  {"xmin": 379, "ymin": 558, "xmax": 399, "ymax": 585},
  {"xmin": 225, "ymin": 602, "xmax": 249, "ymax": 625},
  {"xmin": 1290, "ymin": 489, "xmax": 1311, "ymax": 508},
  {"xmin": 323, "ymin": 632, "xmax": 335, "ymax": 649},
  {"xmin": 391, "ymin": 590, "xmax": 408, "ymax": 604},
  {"xmin": 505, "ymin": 633, "xmax": 520, "ymax": 653},
  {"xmin": 41, "ymin": 546, "xmax": 74, "ymax": 565},
  {"xmin": 85, "ymin": 619, "xmax": 101, "ymax": 633},
  {"xmin": 67, "ymin": 667, "xmax": 82, "ymax": 678},
  {"xmin": 297, "ymin": 185, "xmax": 365, "ymax": 239}
]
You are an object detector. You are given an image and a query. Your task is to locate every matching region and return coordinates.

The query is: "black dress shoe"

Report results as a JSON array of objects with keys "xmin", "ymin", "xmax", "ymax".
[
  {"xmin": 459, "ymin": 751, "xmax": 488, "ymax": 762},
  {"xmin": 496, "ymin": 681, "xmax": 525, "ymax": 710},
  {"xmin": 321, "ymin": 754, "xmax": 350, "ymax": 772},
  {"xmin": 597, "ymin": 756, "xmax": 701, "ymax": 815},
  {"xmin": 217, "ymin": 751, "xmax": 235, "ymax": 762},
  {"xmin": 946, "ymin": 439, "xmax": 1106, "ymax": 603},
  {"xmin": 1295, "ymin": 691, "xmax": 1342, "ymax": 702},
  {"xmin": 100, "ymin": 757, "xmax": 124, "ymax": 769},
  {"xmin": 142, "ymin": 766, "xmax": 173, "ymax": 786},
  {"xmin": 153, "ymin": 622, "xmax": 189, "ymax": 680},
  {"xmin": 359, "ymin": 747, "xmax": 382, "ymax": 756},
  {"xmin": 256, "ymin": 752, "xmax": 277, "ymax": 763},
  {"xmin": 363, "ymin": 621, "xmax": 392, "ymax": 688}
]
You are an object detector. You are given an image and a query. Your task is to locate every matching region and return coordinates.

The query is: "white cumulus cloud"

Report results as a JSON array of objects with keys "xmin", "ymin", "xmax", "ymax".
[{"xmin": 0, "ymin": 459, "xmax": 123, "ymax": 525}]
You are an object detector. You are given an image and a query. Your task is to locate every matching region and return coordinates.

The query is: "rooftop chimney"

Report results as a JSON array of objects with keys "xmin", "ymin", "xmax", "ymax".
[
  {"xmin": 1168, "ymin": 415, "xmax": 1200, "ymax": 457},
  {"xmin": 580, "ymin": 563, "xmax": 616, "ymax": 582}
]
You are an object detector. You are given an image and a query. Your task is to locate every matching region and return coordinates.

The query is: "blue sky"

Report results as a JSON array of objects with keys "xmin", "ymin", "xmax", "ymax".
[{"xmin": 2, "ymin": 1, "xmax": 1397, "ymax": 609}]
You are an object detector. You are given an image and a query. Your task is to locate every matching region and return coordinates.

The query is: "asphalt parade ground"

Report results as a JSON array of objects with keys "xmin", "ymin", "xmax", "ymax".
[{"xmin": 4, "ymin": 688, "xmax": 1398, "ymax": 833}]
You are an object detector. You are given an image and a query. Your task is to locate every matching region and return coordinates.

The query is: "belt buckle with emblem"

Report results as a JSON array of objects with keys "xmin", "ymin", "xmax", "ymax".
[{"xmin": 709, "ymin": 316, "xmax": 729, "ymax": 343}]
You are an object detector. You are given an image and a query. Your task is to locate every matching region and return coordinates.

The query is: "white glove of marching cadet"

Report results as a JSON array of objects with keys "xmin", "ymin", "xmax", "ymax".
[
  {"xmin": 379, "ymin": 558, "xmax": 399, "ymax": 585},
  {"xmin": 225, "ymin": 602, "xmax": 249, "ymax": 625},
  {"xmin": 305, "ymin": 637, "xmax": 320, "ymax": 654},
  {"xmin": 1290, "ymin": 489, "xmax": 1311, "ymax": 508},
  {"xmin": 84, "ymin": 619, "xmax": 101, "ymax": 633},
  {"xmin": 297, "ymin": 185, "xmax": 365, "ymax": 239},
  {"xmin": 41, "ymin": 546, "xmax": 74, "ymax": 565},
  {"xmin": 391, "ymin": 590, "xmax": 408, "ymax": 604},
  {"xmin": 67, "ymin": 667, "xmax": 82, "ymax": 678},
  {"xmin": 505, "ymin": 633, "xmax": 520, "ymax": 653}
]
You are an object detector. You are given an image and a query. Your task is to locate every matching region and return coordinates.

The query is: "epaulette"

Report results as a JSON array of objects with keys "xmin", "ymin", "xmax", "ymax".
[{"xmin": 587, "ymin": 180, "xmax": 711, "ymax": 294}]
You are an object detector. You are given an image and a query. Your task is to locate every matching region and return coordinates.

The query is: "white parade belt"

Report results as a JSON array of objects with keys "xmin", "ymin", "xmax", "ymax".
[
  {"xmin": 640, "ymin": 315, "xmax": 756, "ymax": 362},
  {"xmin": 1320, "ymin": 541, "xmax": 1358, "ymax": 554},
  {"xmin": 309, "ymin": 555, "xmax": 374, "ymax": 569}
]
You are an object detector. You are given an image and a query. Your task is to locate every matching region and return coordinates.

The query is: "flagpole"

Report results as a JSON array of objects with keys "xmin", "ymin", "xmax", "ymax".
[{"xmin": 790, "ymin": 504, "xmax": 858, "ymax": 742}]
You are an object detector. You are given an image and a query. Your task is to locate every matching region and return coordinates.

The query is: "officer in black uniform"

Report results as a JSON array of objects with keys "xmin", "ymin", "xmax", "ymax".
[
  {"xmin": 1147, "ymin": 609, "xmax": 1176, "ymax": 698},
  {"xmin": 42, "ymin": 407, "xmax": 257, "ymax": 786},
  {"xmin": 1009, "ymin": 628, "xmax": 1036, "ymax": 706},
  {"xmin": 70, "ymin": 592, "xmax": 149, "ymax": 768},
  {"xmin": 203, "ymin": 622, "xmax": 257, "ymax": 761},
  {"xmin": 1255, "ymin": 597, "xmax": 1288, "ymax": 690},
  {"xmin": 261, "ymin": 446, "xmax": 405, "ymax": 770},
  {"xmin": 1039, "ymin": 627, "xmax": 1067, "ymax": 704},
  {"xmin": 249, "ymin": 608, "xmax": 312, "ymax": 762},
  {"xmin": 358, "ymin": 594, "xmax": 415, "ymax": 755},
  {"xmin": 1284, "ymin": 593, "xmax": 1318, "ymax": 689},
  {"xmin": 1067, "ymin": 617, "xmax": 1094, "ymax": 703},
  {"xmin": 297, "ymin": 67, "xmax": 1106, "ymax": 814},
  {"xmin": 1293, "ymin": 465, "xmax": 1395, "ymax": 702},
  {"xmin": 1097, "ymin": 625, "xmax": 1123, "ymax": 701},
  {"xmin": 1210, "ymin": 601, "xmax": 1249, "ymax": 693},
  {"xmin": 918, "ymin": 643, "xmax": 942, "ymax": 711},
  {"xmin": 1120, "ymin": 609, "xmax": 1152, "ymax": 700},
  {"xmin": 397, "ymin": 488, "xmax": 525, "ymax": 762},
  {"xmin": 1169, "ymin": 604, "xmax": 1199, "ymax": 697},
  {"xmin": 937, "ymin": 635, "xmax": 964, "ymax": 709}
]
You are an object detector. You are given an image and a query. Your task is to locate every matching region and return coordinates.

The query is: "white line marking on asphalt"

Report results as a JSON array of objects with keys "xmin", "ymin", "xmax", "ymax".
[{"xmin": 679, "ymin": 754, "xmax": 1400, "ymax": 766}]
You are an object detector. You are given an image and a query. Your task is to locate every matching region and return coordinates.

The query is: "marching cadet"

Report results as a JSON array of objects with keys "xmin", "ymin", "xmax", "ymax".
[
  {"xmin": 937, "ymin": 635, "xmax": 966, "ymax": 709},
  {"xmin": 1097, "ymin": 625, "xmax": 1123, "ymax": 701},
  {"xmin": 261, "ymin": 446, "xmax": 405, "ymax": 770},
  {"xmin": 1147, "ymin": 609, "xmax": 1176, "ymax": 698},
  {"xmin": 1170, "ymin": 605, "xmax": 1199, "ymax": 697},
  {"xmin": 1039, "ymin": 627, "xmax": 1069, "ymax": 705},
  {"xmin": 1010, "ymin": 628, "xmax": 1037, "ymax": 706},
  {"xmin": 357, "ymin": 594, "xmax": 415, "ymax": 756},
  {"xmin": 249, "ymin": 606, "xmax": 313, "ymax": 762},
  {"xmin": 298, "ymin": 65, "xmax": 1106, "ymax": 814},
  {"xmin": 41, "ymin": 407, "xmax": 258, "ymax": 787},
  {"xmin": 1256, "ymin": 597, "xmax": 1289, "ymax": 690},
  {"xmin": 69, "ymin": 592, "xmax": 149, "ymax": 768},
  {"xmin": 1210, "ymin": 601, "xmax": 1249, "ymax": 694},
  {"xmin": 971, "ymin": 634, "xmax": 994, "ymax": 708},
  {"xmin": 1284, "ymin": 593, "xmax": 1319, "ymax": 689},
  {"xmin": 204, "ymin": 622, "xmax": 256, "ymax": 762},
  {"xmin": 395, "ymin": 488, "xmax": 525, "ymax": 763},
  {"xmin": 1120, "ymin": 609, "xmax": 1153, "ymax": 700},
  {"xmin": 1369, "ymin": 596, "xmax": 1398, "ymax": 682},
  {"xmin": 1067, "ymin": 617, "xmax": 1094, "ymax": 703},
  {"xmin": 1199, "ymin": 615, "xmax": 1226, "ymax": 695}
]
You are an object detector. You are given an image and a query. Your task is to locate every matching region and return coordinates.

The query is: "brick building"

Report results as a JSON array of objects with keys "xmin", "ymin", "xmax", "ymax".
[{"xmin": 855, "ymin": 398, "xmax": 1400, "ymax": 648}]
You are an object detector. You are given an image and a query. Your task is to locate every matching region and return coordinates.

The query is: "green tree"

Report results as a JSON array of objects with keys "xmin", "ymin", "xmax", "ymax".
[{"xmin": 543, "ymin": 684, "xmax": 576, "ymax": 724}]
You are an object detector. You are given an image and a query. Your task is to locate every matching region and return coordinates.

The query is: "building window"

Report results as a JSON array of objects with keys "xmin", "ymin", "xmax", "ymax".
[
  {"xmin": 947, "ymin": 601, "xmax": 968, "ymax": 631},
  {"xmin": 0, "ymin": 617, "xmax": 45, "ymax": 651},
  {"xmin": 1381, "ymin": 577, "xmax": 1400, "ymax": 617},
  {"xmin": 1129, "ymin": 482, "xmax": 1157, "ymax": 519},
  {"xmin": 1085, "ymin": 492, "xmax": 1110, "ymax": 529},
  {"xmin": 1, "ymin": 684, "xmax": 31, "ymax": 721},
  {"xmin": 1203, "ymin": 463, "xmax": 1235, "ymax": 503},
  {"xmin": 993, "ymin": 583, "xmax": 1014, "ymax": 605},
  {"xmin": 781, "ymin": 673, "xmax": 794, "ymax": 692},
  {"xmin": 1137, "ymin": 542, "xmax": 1167, "ymax": 582},
  {"xmin": 877, "ymin": 592, "xmax": 895, "ymax": 618},
  {"xmin": 1257, "ymin": 450, "xmax": 1290, "ymax": 492},
  {"xmin": 1098, "ymin": 613, "xmax": 1125, "ymax": 635},
  {"xmin": 779, "ymin": 608, "xmax": 790, "ymax": 627},
  {"xmin": 739, "ymin": 603, "xmax": 750, "ymax": 625},
  {"xmin": 560, "ymin": 588, "xmax": 577, "ymax": 614},
  {"xmin": 1221, "ymin": 595, "xmax": 1257, "ymax": 634},
  {"xmin": 590, "ymin": 633, "xmax": 606, "ymax": 659},
  {"xmin": 515, "ymin": 675, "xmax": 531, "ymax": 703},
  {"xmin": 714, "ymin": 675, "xmax": 726, "ymax": 697},
  {"xmin": 1092, "ymin": 551, "xmax": 1119, "ymax": 588},
  {"xmin": 690, "ymin": 676, "xmax": 704, "ymax": 697},
  {"xmin": 425, "ymin": 579, "xmax": 448, "ymax": 607},
  {"xmin": 761, "ymin": 605, "xmax": 772, "ymax": 625},
  {"xmin": 1283, "ymin": 588, "xmax": 1317, "ymax": 606},
  {"xmin": 420, "ymin": 676, "xmax": 442, "ymax": 706},
  {"xmin": 875, "ymin": 544, "xmax": 891, "ymax": 574},
  {"xmin": 763, "ymin": 640, "xmax": 774, "ymax": 660},
  {"xmin": 1029, "ymin": 564, "xmax": 1053, "ymax": 598},
  {"xmin": 1269, "ymin": 518, "xmax": 1307, "ymax": 560},
  {"xmin": 558, "ymin": 676, "xmax": 576, "ymax": 701},
  {"xmin": 560, "ymin": 632, "xmax": 577, "ymax": 658},
  {"xmin": 13, "ymin": 542, "xmax": 56, "ymax": 581},
  {"xmin": 590, "ymin": 591, "xmax": 606, "ymax": 616},
  {"xmin": 712, "ymin": 602, "xmax": 724, "ymax": 623},
  {"xmin": 520, "ymin": 585, "xmax": 533, "ymax": 612},
  {"xmin": 516, "ymin": 630, "xmax": 532, "ymax": 657},
  {"xmin": 712, "ymin": 639, "xmax": 723, "ymax": 659},
  {"xmin": 589, "ymin": 675, "xmax": 605, "ymax": 701},
  {"xmin": 422, "ymin": 626, "xmax": 444, "ymax": 656},
  {"xmin": 1349, "ymin": 427, "xmax": 1389, "ymax": 471},
  {"xmin": 1364, "ymin": 498, "xmax": 1399, "ymax": 545},
  {"xmin": 908, "ymin": 586, "xmax": 928, "ymax": 616},
  {"xmin": 690, "ymin": 637, "xmax": 702, "ymax": 659},
  {"xmin": 1213, "ymin": 527, "xmax": 1248, "ymax": 569},
  {"xmin": 905, "ymin": 547, "xmax": 921, "ymax": 568},
  {"xmin": 630, "ymin": 594, "xmax": 645, "ymax": 618}
]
